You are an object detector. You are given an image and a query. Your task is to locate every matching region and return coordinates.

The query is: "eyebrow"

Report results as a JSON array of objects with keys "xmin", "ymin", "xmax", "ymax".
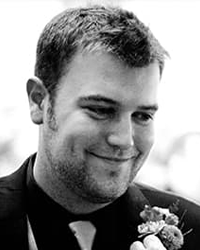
[
  {"xmin": 78, "ymin": 94, "xmax": 159, "ymax": 111},
  {"xmin": 78, "ymin": 95, "xmax": 118, "ymax": 106},
  {"xmin": 137, "ymin": 104, "xmax": 159, "ymax": 112}
]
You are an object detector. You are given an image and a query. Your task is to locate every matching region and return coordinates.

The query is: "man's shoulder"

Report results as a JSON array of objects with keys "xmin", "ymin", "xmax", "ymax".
[
  {"xmin": 0, "ymin": 155, "xmax": 33, "ymax": 249},
  {"xmin": 0, "ymin": 156, "xmax": 30, "ymax": 219},
  {"xmin": 0, "ymin": 161, "xmax": 27, "ymax": 188},
  {"xmin": 134, "ymin": 182, "xmax": 200, "ymax": 212}
]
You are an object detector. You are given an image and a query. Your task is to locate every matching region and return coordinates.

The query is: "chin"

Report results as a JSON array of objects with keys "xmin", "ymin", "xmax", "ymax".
[
  {"xmin": 86, "ymin": 193, "xmax": 121, "ymax": 204},
  {"xmin": 83, "ymin": 182, "xmax": 129, "ymax": 204}
]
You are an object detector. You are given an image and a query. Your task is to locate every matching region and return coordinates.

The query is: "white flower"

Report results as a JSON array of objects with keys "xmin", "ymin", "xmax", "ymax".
[
  {"xmin": 137, "ymin": 204, "xmax": 186, "ymax": 250},
  {"xmin": 138, "ymin": 220, "xmax": 165, "ymax": 236}
]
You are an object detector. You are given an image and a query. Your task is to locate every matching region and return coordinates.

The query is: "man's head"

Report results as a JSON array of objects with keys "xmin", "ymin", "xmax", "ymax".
[
  {"xmin": 27, "ymin": 5, "xmax": 168, "ymax": 212},
  {"xmin": 34, "ymin": 5, "xmax": 168, "ymax": 101}
]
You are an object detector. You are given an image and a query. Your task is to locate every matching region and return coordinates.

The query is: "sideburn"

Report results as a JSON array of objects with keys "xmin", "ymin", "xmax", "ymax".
[{"xmin": 47, "ymin": 98, "xmax": 58, "ymax": 131}]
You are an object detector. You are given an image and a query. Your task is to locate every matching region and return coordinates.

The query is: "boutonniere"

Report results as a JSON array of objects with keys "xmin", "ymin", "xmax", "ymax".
[{"xmin": 137, "ymin": 202, "xmax": 192, "ymax": 250}]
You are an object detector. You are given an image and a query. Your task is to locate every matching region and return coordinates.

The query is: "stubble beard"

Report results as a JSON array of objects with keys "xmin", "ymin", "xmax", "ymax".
[{"xmin": 48, "ymin": 150, "xmax": 125, "ymax": 204}]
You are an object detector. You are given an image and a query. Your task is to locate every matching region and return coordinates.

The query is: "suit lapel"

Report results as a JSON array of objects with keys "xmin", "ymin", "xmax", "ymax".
[
  {"xmin": 124, "ymin": 184, "xmax": 150, "ymax": 229},
  {"xmin": 125, "ymin": 183, "xmax": 150, "ymax": 224}
]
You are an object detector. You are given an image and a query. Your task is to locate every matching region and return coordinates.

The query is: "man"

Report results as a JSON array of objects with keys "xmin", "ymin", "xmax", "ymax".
[{"xmin": 0, "ymin": 5, "xmax": 200, "ymax": 250}]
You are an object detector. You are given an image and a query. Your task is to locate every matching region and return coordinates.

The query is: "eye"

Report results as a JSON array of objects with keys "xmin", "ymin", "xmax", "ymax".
[
  {"xmin": 85, "ymin": 106, "xmax": 115, "ymax": 120},
  {"xmin": 132, "ymin": 111, "xmax": 154, "ymax": 125}
]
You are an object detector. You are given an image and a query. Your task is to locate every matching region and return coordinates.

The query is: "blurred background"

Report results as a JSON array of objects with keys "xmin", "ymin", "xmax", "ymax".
[{"xmin": 1, "ymin": 0, "xmax": 200, "ymax": 204}]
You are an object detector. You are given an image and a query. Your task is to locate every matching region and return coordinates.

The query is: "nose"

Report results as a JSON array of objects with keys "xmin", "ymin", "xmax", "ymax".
[{"xmin": 107, "ymin": 116, "xmax": 134, "ymax": 149}]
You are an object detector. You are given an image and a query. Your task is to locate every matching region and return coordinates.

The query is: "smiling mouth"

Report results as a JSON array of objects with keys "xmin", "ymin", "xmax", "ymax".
[{"xmin": 88, "ymin": 151, "xmax": 134, "ymax": 163}]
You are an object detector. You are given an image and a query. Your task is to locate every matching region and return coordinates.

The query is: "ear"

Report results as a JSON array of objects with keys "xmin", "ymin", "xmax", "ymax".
[{"xmin": 26, "ymin": 77, "xmax": 48, "ymax": 125}]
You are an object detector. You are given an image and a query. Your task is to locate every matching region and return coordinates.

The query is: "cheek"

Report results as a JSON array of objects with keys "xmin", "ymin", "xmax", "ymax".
[
  {"xmin": 59, "ymin": 111, "xmax": 102, "ymax": 136},
  {"xmin": 135, "ymin": 127, "xmax": 155, "ymax": 153},
  {"xmin": 56, "ymin": 119, "xmax": 104, "ymax": 151}
]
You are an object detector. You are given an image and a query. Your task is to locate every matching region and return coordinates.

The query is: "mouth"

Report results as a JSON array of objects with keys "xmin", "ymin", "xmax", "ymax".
[{"xmin": 87, "ymin": 151, "xmax": 134, "ymax": 163}]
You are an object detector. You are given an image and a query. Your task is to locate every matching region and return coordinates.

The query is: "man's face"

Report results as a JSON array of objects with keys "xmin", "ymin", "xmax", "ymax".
[{"xmin": 42, "ymin": 52, "xmax": 160, "ymax": 204}]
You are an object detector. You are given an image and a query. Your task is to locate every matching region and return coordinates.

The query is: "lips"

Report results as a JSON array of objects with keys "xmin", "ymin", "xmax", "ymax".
[{"xmin": 87, "ymin": 151, "xmax": 135, "ymax": 163}]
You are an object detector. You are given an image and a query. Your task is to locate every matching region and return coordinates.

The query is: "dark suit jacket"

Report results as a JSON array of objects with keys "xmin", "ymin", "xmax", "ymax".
[{"xmin": 0, "ymin": 155, "xmax": 200, "ymax": 250}]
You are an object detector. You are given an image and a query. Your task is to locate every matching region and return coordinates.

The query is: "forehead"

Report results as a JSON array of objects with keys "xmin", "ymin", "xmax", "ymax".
[{"xmin": 57, "ymin": 51, "xmax": 160, "ymax": 107}]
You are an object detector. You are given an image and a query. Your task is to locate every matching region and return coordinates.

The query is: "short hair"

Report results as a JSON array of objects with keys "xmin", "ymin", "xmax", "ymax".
[{"xmin": 35, "ymin": 5, "xmax": 168, "ymax": 97}]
